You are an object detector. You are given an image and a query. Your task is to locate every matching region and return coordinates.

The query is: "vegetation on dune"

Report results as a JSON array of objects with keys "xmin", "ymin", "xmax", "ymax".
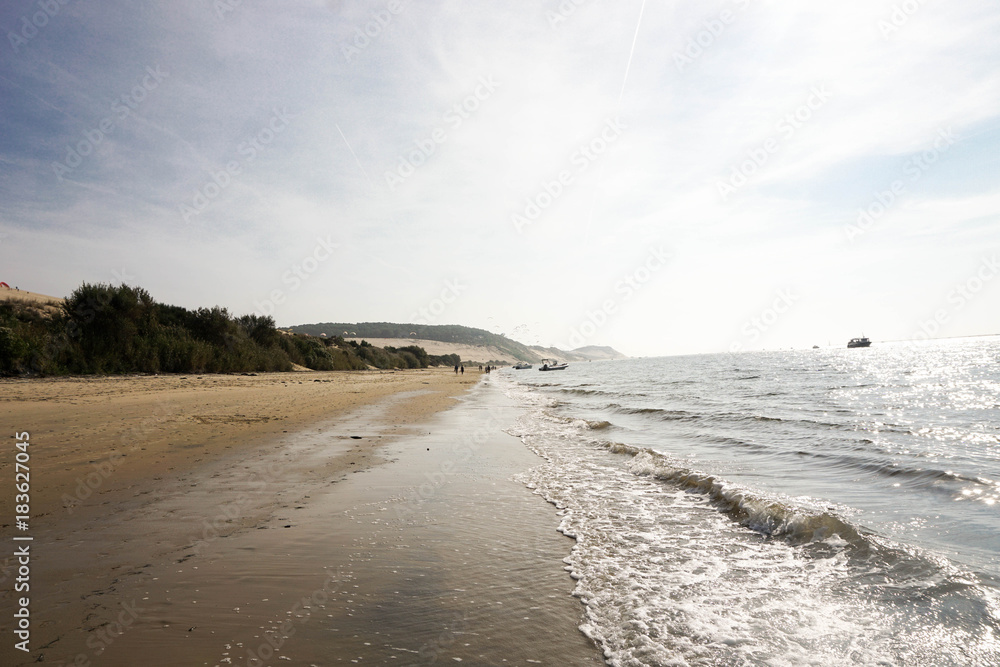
[
  {"xmin": 291, "ymin": 321, "xmax": 543, "ymax": 362},
  {"xmin": 344, "ymin": 339, "xmax": 458, "ymax": 370},
  {"xmin": 0, "ymin": 283, "xmax": 458, "ymax": 376}
]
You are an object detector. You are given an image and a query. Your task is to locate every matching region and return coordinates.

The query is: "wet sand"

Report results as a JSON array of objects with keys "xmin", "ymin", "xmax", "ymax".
[{"xmin": 1, "ymin": 370, "xmax": 601, "ymax": 665}]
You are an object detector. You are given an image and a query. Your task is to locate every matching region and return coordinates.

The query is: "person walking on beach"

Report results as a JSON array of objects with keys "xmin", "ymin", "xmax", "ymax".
[
  {"xmin": 454, "ymin": 364, "xmax": 459, "ymax": 374},
  {"xmin": 460, "ymin": 365, "xmax": 464, "ymax": 374}
]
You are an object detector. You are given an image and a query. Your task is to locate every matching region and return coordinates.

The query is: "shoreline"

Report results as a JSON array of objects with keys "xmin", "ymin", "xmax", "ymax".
[{"xmin": 2, "ymin": 369, "xmax": 600, "ymax": 665}]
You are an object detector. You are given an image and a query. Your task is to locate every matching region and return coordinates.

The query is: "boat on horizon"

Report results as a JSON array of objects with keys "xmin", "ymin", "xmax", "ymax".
[
  {"xmin": 538, "ymin": 359, "xmax": 568, "ymax": 371},
  {"xmin": 847, "ymin": 337, "xmax": 871, "ymax": 348}
]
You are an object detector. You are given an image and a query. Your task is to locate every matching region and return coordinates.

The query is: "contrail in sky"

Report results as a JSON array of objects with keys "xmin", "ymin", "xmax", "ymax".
[
  {"xmin": 334, "ymin": 122, "xmax": 413, "ymax": 278},
  {"xmin": 619, "ymin": 0, "xmax": 648, "ymax": 102},
  {"xmin": 586, "ymin": 0, "xmax": 648, "ymax": 245},
  {"xmin": 335, "ymin": 122, "xmax": 373, "ymax": 185}
]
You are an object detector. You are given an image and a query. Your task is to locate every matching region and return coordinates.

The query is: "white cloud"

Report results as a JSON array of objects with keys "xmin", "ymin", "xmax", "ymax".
[{"xmin": 1, "ymin": 0, "xmax": 998, "ymax": 354}]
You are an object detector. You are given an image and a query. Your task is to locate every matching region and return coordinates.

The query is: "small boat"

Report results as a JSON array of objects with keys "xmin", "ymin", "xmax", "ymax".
[
  {"xmin": 847, "ymin": 337, "xmax": 871, "ymax": 348},
  {"xmin": 513, "ymin": 362, "xmax": 532, "ymax": 369},
  {"xmin": 538, "ymin": 359, "xmax": 568, "ymax": 371}
]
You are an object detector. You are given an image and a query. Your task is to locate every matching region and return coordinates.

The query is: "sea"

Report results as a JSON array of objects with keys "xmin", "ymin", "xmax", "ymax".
[{"xmin": 492, "ymin": 336, "xmax": 1000, "ymax": 666}]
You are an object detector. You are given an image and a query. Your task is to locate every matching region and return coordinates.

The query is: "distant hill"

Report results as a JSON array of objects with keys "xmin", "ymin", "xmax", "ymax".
[
  {"xmin": 290, "ymin": 322, "xmax": 541, "ymax": 361},
  {"xmin": 336, "ymin": 338, "xmax": 522, "ymax": 365},
  {"xmin": 289, "ymin": 322, "xmax": 627, "ymax": 363},
  {"xmin": 534, "ymin": 345, "xmax": 628, "ymax": 361}
]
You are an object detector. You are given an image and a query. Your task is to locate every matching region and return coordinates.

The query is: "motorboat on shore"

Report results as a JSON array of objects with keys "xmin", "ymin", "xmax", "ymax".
[
  {"xmin": 513, "ymin": 362, "xmax": 532, "ymax": 369},
  {"xmin": 538, "ymin": 359, "xmax": 568, "ymax": 371},
  {"xmin": 847, "ymin": 337, "xmax": 871, "ymax": 348}
]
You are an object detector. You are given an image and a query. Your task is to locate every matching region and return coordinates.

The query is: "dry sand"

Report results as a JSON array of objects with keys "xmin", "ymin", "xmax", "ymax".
[{"xmin": 0, "ymin": 287, "xmax": 64, "ymax": 306}]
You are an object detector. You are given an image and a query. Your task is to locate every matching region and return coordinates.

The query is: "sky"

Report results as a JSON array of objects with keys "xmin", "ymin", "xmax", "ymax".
[{"xmin": 1, "ymin": 0, "xmax": 999, "ymax": 357}]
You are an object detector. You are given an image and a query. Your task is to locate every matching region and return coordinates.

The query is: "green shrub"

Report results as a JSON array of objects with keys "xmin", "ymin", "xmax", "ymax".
[
  {"xmin": 0, "ymin": 326, "xmax": 29, "ymax": 374},
  {"xmin": 0, "ymin": 282, "xmax": 435, "ymax": 376}
]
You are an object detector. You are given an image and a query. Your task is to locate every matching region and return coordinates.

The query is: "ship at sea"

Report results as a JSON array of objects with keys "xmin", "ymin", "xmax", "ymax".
[{"xmin": 847, "ymin": 336, "xmax": 871, "ymax": 348}]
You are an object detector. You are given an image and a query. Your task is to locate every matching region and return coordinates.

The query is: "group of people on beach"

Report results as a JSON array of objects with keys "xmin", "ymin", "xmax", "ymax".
[{"xmin": 454, "ymin": 364, "xmax": 497, "ymax": 374}]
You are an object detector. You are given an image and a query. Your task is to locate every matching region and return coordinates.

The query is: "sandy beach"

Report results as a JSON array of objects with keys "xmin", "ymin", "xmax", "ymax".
[{"xmin": 1, "ymin": 369, "xmax": 600, "ymax": 665}]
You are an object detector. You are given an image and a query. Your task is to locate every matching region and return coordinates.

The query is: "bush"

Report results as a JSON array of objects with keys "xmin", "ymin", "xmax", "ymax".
[
  {"xmin": 0, "ymin": 326, "xmax": 29, "ymax": 374},
  {"xmin": 0, "ymin": 282, "xmax": 434, "ymax": 376}
]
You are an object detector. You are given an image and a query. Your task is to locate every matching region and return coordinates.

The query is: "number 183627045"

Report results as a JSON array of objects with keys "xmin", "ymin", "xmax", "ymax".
[{"xmin": 15, "ymin": 432, "xmax": 30, "ymax": 529}]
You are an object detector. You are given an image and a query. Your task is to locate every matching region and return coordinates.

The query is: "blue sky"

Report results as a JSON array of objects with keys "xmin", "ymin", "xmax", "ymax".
[{"xmin": 1, "ymin": 0, "xmax": 998, "ymax": 356}]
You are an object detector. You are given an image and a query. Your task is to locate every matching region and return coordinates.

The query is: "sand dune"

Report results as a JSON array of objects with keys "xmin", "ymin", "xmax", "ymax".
[
  {"xmin": 0, "ymin": 287, "xmax": 64, "ymax": 306},
  {"xmin": 346, "ymin": 337, "xmax": 521, "ymax": 363}
]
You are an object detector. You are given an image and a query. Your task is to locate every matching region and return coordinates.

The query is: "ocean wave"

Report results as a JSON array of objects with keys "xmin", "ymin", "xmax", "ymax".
[
  {"xmin": 605, "ymin": 442, "xmax": 998, "ymax": 601},
  {"xmin": 589, "ymin": 438, "xmax": 865, "ymax": 544},
  {"xmin": 556, "ymin": 387, "xmax": 613, "ymax": 397},
  {"xmin": 607, "ymin": 403, "xmax": 859, "ymax": 433},
  {"xmin": 612, "ymin": 444, "xmax": 870, "ymax": 547},
  {"xmin": 611, "ymin": 405, "xmax": 703, "ymax": 422},
  {"xmin": 595, "ymin": 440, "xmax": 1000, "ymax": 591},
  {"xmin": 790, "ymin": 448, "xmax": 998, "ymax": 499}
]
